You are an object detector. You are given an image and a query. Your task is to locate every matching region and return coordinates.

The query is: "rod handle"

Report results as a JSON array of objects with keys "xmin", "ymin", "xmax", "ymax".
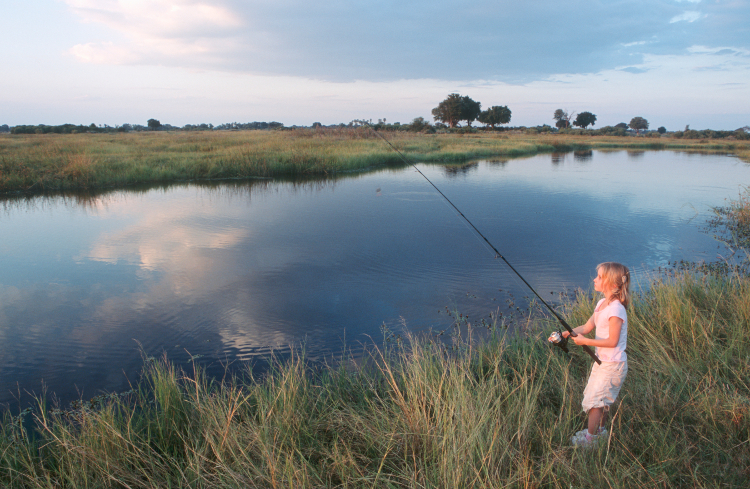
[{"xmin": 561, "ymin": 321, "xmax": 602, "ymax": 365}]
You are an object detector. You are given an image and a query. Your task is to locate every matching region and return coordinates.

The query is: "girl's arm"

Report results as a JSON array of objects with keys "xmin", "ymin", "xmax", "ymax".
[
  {"xmin": 571, "ymin": 316, "xmax": 623, "ymax": 348},
  {"xmin": 562, "ymin": 314, "xmax": 595, "ymax": 338}
]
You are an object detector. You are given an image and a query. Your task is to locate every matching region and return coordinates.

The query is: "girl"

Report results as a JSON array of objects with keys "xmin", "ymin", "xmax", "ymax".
[{"xmin": 562, "ymin": 262, "xmax": 630, "ymax": 447}]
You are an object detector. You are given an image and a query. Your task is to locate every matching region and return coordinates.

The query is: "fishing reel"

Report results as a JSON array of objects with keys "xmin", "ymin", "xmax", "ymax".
[{"xmin": 548, "ymin": 330, "xmax": 569, "ymax": 354}]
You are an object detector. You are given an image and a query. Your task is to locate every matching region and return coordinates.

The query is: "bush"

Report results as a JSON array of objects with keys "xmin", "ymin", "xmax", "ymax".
[
  {"xmin": 673, "ymin": 128, "xmax": 749, "ymax": 140},
  {"xmin": 593, "ymin": 126, "xmax": 628, "ymax": 137},
  {"xmin": 558, "ymin": 128, "xmax": 587, "ymax": 136}
]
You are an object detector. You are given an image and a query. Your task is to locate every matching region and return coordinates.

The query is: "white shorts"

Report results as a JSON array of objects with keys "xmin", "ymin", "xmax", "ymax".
[{"xmin": 582, "ymin": 361, "xmax": 628, "ymax": 413}]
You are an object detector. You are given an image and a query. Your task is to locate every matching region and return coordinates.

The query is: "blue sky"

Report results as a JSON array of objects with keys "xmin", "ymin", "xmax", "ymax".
[{"xmin": 2, "ymin": 0, "xmax": 749, "ymax": 129}]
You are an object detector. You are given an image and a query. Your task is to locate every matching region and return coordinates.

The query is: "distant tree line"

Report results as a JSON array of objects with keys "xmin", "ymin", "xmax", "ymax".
[
  {"xmin": 10, "ymin": 123, "xmax": 112, "ymax": 134},
  {"xmin": 214, "ymin": 121, "xmax": 284, "ymax": 131},
  {"xmin": 2, "ymin": 113, "xmax": 748, "ymax": 140},
  {"xmin": 672, "ymin": 128, "xmax": 750, "ymax": 140},
  {"xmin": 4, "ymin": 120, "xmax": 285, "ymax": 135}
]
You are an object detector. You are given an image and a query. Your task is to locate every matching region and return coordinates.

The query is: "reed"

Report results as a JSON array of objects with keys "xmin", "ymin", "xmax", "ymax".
[
  {"xmin": 2, "ymin": 131, "xmax": 749, "ymax": 193},
  {"xmin": 1, "ymin": 270, "xmax": 748, "ymax": 487}
]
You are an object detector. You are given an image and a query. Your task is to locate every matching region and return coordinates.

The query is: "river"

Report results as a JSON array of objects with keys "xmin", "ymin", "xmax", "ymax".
[{"xmin": 0, "ymin": 149, "xmax": 747, "ymax": 408}]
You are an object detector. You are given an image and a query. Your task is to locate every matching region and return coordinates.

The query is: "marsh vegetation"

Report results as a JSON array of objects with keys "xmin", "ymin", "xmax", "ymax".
[{"xmin": 2, "ymin": 130, "xmax": 749, "ymax": 193}]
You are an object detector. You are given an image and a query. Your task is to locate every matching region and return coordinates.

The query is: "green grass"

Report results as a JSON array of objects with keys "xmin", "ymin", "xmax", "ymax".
[
  {"xmin": 2, "ymin": 130, "xmax": 749, "ymax": 193},
  {"xmin": 2, "ymin": 271, "xmax": 748, "ymax": 488}
]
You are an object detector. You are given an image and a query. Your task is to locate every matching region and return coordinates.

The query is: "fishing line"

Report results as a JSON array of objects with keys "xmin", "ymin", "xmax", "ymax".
[{"xmin": 364, "ymin": 123, "xmax": 601, "ymax": 364}]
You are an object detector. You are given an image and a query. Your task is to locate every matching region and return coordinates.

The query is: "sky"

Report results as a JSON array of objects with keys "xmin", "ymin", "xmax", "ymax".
[{"xmin": 1, "ymin": 0, "xmax": 749, "ymax": 130}]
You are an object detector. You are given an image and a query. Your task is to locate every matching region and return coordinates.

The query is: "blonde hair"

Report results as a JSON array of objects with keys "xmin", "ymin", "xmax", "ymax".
[{"xmin": 597, "ymin": 262, "xmax": 631, "ymax": 308}]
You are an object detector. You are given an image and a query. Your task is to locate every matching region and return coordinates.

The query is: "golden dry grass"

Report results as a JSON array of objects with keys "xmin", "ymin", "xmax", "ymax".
[{"xmin": 2, "ymin": 130, "xmax": 749, "ymax": 193}]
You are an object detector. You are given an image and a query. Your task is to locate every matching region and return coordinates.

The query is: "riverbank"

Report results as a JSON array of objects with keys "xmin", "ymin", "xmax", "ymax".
[
  {"xmin": 1, "ymin": 270, "xmax": 748, "ymax": 487},
  {"xmin": 2, "ymin": 130, "xmax": 749, "ymax": 193}
]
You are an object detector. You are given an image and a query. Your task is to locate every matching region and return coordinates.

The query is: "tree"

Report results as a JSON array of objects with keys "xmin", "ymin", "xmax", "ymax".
[
  {"xmin": 478, "ymin": 105, "xmax": 512, "ymax": 128},
  {"xmin": 573, "ymin": 111, "xmax": 597, "ymax": 129},
  {"xmin": 409, "ymin": 117, "xmax": 430, "ymax": 132},
  {"xmin": 615, "ymin": 122, "xmax": 628, "ymax": 130},
  {"xmin": 147, "ymin": 118, "xmax": 161, "ymax": 131},
  {"xmin": 553, "ymin": 109, "xmax": 573, "ymax": 129},
  {"xmin": 460, "ymin": 96, "xmax": 482, "ymax": 127},
  {"xmin": 432, "ymin": 93, "xmax": 463, "ymax": 128},
  {"xmin": 657, "ymin": 126, "xmax": 667, "ymax": 134},
  {"xmin": 432, "ymin": 94, "xmax": 481, "ymax": 128},
  {"xmin": 629, "ymin": 117, "xmax": 649, "ymax": 134}
]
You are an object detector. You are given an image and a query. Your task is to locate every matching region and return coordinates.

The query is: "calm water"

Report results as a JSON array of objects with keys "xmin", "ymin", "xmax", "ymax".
[{"xmin": 1, "ymin": 150, "xmax": 747, "ymax": 407}]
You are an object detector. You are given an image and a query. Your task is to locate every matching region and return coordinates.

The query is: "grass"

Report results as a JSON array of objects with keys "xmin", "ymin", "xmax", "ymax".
[
  {"xmin": 708, "ymin": 186, "xmax": 750, "ymax": 256},
  {"xmin": 2, "ymin": 130, "xmax": 750, "ymax": 193},
  {"xmin": 1, "ymin": 270, "xmax": 749, "ymax": 488}
]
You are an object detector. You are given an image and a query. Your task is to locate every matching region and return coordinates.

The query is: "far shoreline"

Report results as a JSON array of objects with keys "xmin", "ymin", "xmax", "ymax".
[{"xmin": 2, "ymin": 130, "xmax": 749, "ymax": 195}]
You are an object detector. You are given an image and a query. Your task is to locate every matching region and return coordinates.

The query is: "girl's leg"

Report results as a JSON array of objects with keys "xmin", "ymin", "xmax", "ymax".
[{"xmin": 587, "ymin": 407, "xmax": 608, "ymax": 435}]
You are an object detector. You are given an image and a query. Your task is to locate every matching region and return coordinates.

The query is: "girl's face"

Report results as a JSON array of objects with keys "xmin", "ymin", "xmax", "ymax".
[{"xmin": 593, "ymin": 268, "xmax": 610, "ymax": 294}]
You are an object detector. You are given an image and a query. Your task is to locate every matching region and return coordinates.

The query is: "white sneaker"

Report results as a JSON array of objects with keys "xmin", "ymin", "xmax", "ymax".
[
  {"xmin": 570, "ymin": 429, "xmax": 588, "ymax": 445},
  {"xmin": 571, "ymin": 428, "xmax": 607, "ymax": 448}
]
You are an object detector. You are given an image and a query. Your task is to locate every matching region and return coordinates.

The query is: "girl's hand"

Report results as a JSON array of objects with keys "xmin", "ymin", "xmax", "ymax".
[
  {"xmin": 571, "ymin": 334, "xmax": 588, "ymax": 346},
  {"xmin": 561, "ymin": 331, "xmax": 570, "ymax": 339}
]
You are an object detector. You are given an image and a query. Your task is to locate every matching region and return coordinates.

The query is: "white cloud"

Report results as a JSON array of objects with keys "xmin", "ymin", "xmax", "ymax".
[
  {"xmin": 64, "ymin": 0, "xmax": 243, "ymax": 35},
  {"xmin": 670, "ymin": 11, "xmax": 702, "ymax": 23},
  {"xmin": 58, "ymin": 0, "xmax": 746, "ymax": 83},
  {"xmin": 69, "ymin": 41, "xmax": 140, "ymax": 64},
  {"xmin": 687, "ymin": 45, "xmax": 750, "ymax": 56},
  {"xmin": 64, "ymin": 0, "xmax": 244, "ymax": 65}
]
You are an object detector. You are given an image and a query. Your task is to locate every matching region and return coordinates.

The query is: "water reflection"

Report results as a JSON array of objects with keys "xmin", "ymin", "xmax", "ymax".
[
  {"xmin": 573, "ymin": 150, "xmax": 593, "ymax": 162},
  {"xmin": 551, "ymin": 153, "xmax": 566, "ymax": 165},
  {"xmin": 444, "ymin": 162, "xmax": 480, "ymax": 176},
  {"xmin": 486, "ymin": 159, "xmax": 509, "ymax": 167},
  {"xmin": 627, "ymin": 150, "xmax": 646, "ymax": 160},
  {"xmin": 0, "ymin": 178, "xmax": 354, "ymax": 216},
  {"xmin": 1, "ymin": 150, "xmax": 748, "ymax": 408}
]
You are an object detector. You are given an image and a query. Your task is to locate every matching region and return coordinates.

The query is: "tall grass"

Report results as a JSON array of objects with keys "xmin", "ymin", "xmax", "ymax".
[
  {"xmin": 2, "ymin": 131, "xmax": 749, "ymax": 193},
  {"xmin": 1, "ymin": 271, "xmax": 748, "ymax": 487}
]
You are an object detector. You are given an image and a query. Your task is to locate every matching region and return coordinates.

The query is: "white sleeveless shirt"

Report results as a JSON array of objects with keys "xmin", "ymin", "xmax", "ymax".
[{"xmin": 593, "ymin": 298, "xmax": 628, "ymax": 362}]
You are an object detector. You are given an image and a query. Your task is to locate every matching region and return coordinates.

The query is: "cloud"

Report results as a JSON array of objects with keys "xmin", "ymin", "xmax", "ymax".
[
  {"xmin": 688, "ymin": 45, "xmax": 749, "ymax": 56},
  {"xmin": 69, "ymin": 41, "xmax": 140, "ymax": 64},
  {"xmin": 621, "ymin": 41, "xmax": 648, "ymax": 47},
  {"xmin": 65, "ymin": 0, "xmax": 243, "ymax": 36},
  {"xmin": 670, "ymin": 11, "xmax": 702, "ymax": 23},
  {"xmin": 66, "ymin": 0, "xmax": 245, "ymax": 66},
  {"xmin": 618, "ymin": 67, "xmax": 649, "ymax": 74},
  {"xmin": 60, "ymin": 0, "xmax": 750, "ymax": 83}
]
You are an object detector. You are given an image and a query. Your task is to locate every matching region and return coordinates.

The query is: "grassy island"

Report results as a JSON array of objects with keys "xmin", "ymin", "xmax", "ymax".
[
  {"xmin": 2, "ymin": 130, "xmax": 749, "ymax": 194},
  {"xmin": 1, "ymin": 269, "xmax": 749, "ymax": 488}
]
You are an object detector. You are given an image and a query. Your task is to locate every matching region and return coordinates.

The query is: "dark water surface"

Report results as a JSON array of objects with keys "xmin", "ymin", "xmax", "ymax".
[{"xmin": 1, "ymin": 150, "xmax": 747, "ymax": 407}]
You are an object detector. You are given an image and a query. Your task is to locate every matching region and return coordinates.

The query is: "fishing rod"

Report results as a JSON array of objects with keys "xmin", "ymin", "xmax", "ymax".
[{"xmin": 361, "ymin": 122, "xmax": 601, "ymax": 364}]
